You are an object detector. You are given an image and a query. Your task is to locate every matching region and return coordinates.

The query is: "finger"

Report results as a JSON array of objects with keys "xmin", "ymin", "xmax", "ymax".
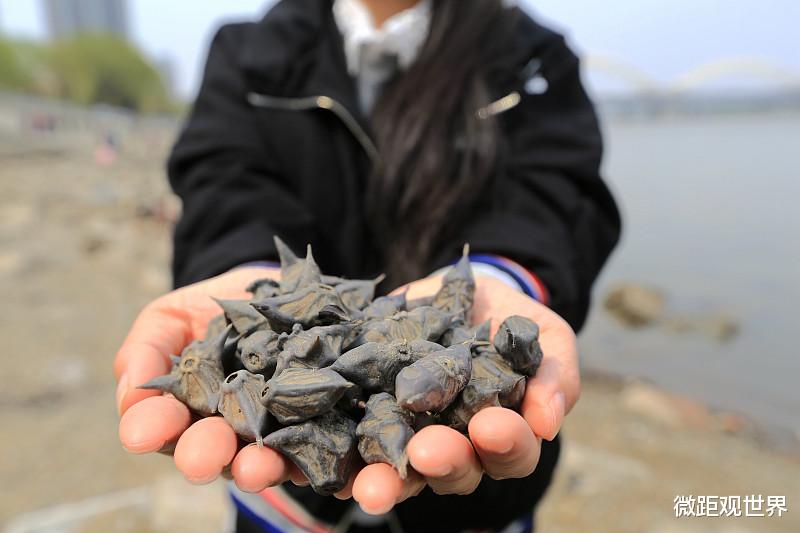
[
  {"xmin": 520, "ymin": 356, "xmax": 568, "ymax": 441},
  {"xmin": 231, "ymin": 444, "xmax": 291, "ymax": 493},
  {"xmin": 116, "ymin": 345, "xmax": 171, "ymax": 415},
  {"xmin": 114, "ymin": 301, "xmax": 192, "ymax": 415},
  {"xmin": 174, "ymin": 417, "xmax": 238, "ymax": 484},
  {"xmin": 389, "ymin": 276, "xmax": 441, "ymax": 299},
  {"xmin": 468, "ymin": 407, "xmax": 541, "ymax": 480},
  {"xmin": 407, "ymin": 425, "xmax": 482, "ymax": 495},
  {"xmin": 333, "ymin": 470, "xmax": 356, "ymax": 500},
  {"xmin": 352, "ymin": 463, "xmax": 426, "ymax": 515},
  {"xmin": 118, "ymin": 396, "xmax": 191, "ymax": 454},
  {"xmin": 288, "ymin": 463, "xmax": 309, "ymax": 487},
  {"xmin": 114, "ymin": 306, "xmax": 189, "ymax": 380}
]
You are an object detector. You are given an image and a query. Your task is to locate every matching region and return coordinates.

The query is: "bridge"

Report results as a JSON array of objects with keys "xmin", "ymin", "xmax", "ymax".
[{"xmin": 584, "ymin": 55, "xmax": 800, "ymax": 95}]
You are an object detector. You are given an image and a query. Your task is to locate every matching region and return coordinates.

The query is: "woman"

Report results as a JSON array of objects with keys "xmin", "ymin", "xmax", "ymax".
[{"xmin": 114, "ymin": 0, "xmax": 620, "ymax": 531}]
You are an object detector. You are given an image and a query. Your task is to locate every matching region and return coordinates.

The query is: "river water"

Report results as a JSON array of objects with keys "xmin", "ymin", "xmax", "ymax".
[{"xmin": 579, "ymin": 109, "xmax": 800, "ymax": 439}]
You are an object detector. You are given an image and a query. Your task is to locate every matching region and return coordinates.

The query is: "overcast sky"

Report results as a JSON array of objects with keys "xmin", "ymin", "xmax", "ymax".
[{"xmin": 1, "ymin": 0, "xmax": 798, "ymax": 98}]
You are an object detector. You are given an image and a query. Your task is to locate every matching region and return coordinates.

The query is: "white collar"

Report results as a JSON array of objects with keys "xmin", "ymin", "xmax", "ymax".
[{"xmin": 333, "ymin": 0, "xmax": 432, "ymax": 76}]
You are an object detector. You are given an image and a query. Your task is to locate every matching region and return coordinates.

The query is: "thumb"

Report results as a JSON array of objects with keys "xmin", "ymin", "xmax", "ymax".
[
  {"xmin": 114, "ymin": 306, "xmax": 191, "ymax": 415},
  {"xmin": 520, "ymin": 356, "xmax": 569, "ymax": 441},
  {"xmin": 116, "ymin": 342, "xmax": 171, "ymax": 415}
]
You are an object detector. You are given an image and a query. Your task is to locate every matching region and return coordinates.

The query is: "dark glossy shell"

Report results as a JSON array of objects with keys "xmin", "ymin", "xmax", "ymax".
[
  {"xmin": 441, "ymin": 319, "xmax": 492, "ymax": 347},
  {"xmin": 362, "ymin": 293, "xmax": 407, "ymax": 318},
  {"xmin": 395, "ymin": 343, "xmax": 472, "ymax": 412},
  {"xmin": 264, "ymin": 410, "xmax": 358, "ymax": 496},
  {"xmin": 336, "ymin": 276, "xmax": 383, "ymax": 313},
  {"xmin": 493, "ymin": 315, "xmax": 543, "ymax": 377},
  {"xmin": 214, "ymin": 298, "xmax": 268, "ymax": 335},
  {"xmin": 275, "ymin": 323, "xmax": 352, "ymax": 373},
  {"xmin": 237, "ymin": 329, "xmax": 281, "ymax": 376},
  {"xmin": 251, "ymin": 284, "xmax": 350, "ymax": 332},
  {"xmin": 204, "ymin": 313, "xmax": 228, "ymax": 341},
  {"xmin": 138, "ymin": 326, "xmax": 230, "ymax": 416},
  {"xmin": 441, "ymin": 377, "xmax": 501, "ymax": 432},
  {"xmin": 352, "ymin": 306, "xmax": 455, "ymax": 347},
  {"xmin": 218, "ymin": 370, "xmax": 270, "ymax": 445},
  {"xmin": 275, "ymin": 237, "xmax": 323, "ymax": 294},
  {"xmin": 331, "ymin": 339, "xmax": 442, "ymax": 393},
  {"xmin": 245, "ymin": 278, "xmax": 282, "ymax": 300},
  {"xmin": 356, "ymin": 392, "xmax": 415, "ymax": 478},
  {"xmin": 432, "ymin": 248, "xmax": 475, "ymax": 318},
  {"xmin": 471, "ymin": 350, "xmax": 526, "ymax": 409},
  {"xmin": 261, "ymin": 367, "xmax": 355, "ymax": 424}
]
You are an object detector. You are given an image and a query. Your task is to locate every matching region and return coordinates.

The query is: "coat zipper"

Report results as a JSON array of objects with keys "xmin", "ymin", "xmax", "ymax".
[
  {"xmin": 248, "ymin": 85, "xmax": 525, "ymax": 158},
  {"xmin": 476, "ymin": 91, "xmax": 521, "ymax": 119},
  {"xmin": 475, "ymin": 57, "xmax": 544, "ymax": 119},
  {"xmin": 247, "ymin": 92, "xmax": 380, "ymax": 164}
]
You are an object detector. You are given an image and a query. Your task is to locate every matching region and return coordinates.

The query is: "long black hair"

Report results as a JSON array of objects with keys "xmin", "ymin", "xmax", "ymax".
[{"xmin": 367, "ymin": 0, "xmax": 518, "ymax": 287}]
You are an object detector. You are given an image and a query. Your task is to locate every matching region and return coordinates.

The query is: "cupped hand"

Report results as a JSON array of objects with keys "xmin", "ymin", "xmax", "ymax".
[
  {"xmin": 348, "ymin": 275, "xmax": 578, "ymax": 514},
  {"xmin": 115, "ymin": 270, "xmax": 578, "ymax": 514},
  {"xmin": 115, "ymin": 268, "xmax": 295, "ymax": 484}
]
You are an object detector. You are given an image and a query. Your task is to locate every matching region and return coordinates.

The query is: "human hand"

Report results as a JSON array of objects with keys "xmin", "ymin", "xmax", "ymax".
[
  {"xmin": 347, "ymin": 275, "xmax": 579, "ymax": 514},
  {"xmin": 115, "ymin": 270, "xmax": 578, "ymax": 511},
  {"xmin": 115, "ymin": 267, "xmax": 310, "ymax": 486}
]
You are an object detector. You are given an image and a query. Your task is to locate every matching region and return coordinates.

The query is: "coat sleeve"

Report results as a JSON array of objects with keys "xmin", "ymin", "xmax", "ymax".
[
  {"xmin": 458, "ymin": 34, "xmax": 621, "ymax": 331},
  {"xmin": 167, "ymin": 25, "xmax": 316, "ymax": 288}
]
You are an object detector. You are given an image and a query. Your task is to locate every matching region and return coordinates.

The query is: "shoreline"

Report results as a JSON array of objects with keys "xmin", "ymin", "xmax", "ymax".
[{"xmin": 578, "ymin": 368, "xmax": 800, "ymax": 457}]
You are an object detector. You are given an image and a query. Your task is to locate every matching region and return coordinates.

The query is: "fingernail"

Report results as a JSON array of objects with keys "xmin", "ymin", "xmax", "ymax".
[
  {"xmin": 116, "ymin": 373, "xmax": 129, "ymax": 414},
  {"xmin": 185, "ymin": 474, "xmax": 218, "ymax": 485},
  {"xmin": 428, "ymin": 463, "xmax": 453, "ymax": 478},
  {"xmin": 495, "ymin": 439, "xmax": 514, "ymax": 454},
  {"xmin": 547, "ymin": 392, "xmax": 566, "ymax": 440}
]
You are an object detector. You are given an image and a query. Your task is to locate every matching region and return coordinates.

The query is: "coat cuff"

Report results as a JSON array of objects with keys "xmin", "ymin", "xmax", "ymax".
[
  {"xmin": 470, "ymin": 254, "xmax": 549, "ymax": 304},
  {"xmin": 432, "ymin": 254, "xmax": 549, "ymax": 305}
]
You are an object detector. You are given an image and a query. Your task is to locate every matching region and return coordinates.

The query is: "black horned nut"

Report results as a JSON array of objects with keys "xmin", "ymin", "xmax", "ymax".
[
  {"xmin": 362, "ymin": 292, "xmax": 407, "ymax": 318},
  {"xmin": 251, "ymin": 284, "xmax": 350, "ymax": 333},
  {"xmin": 275, "ymin": 323, "xmax": 352, "ymax": 373},
  {"xmin": 238, "ymin": 329, "xmax": 281, "ymax": 376},
  {"xmin": 356, "ymin": 392, "xmax": 415, "ymax": 478},
  {"xmin": 214, "ymin": 297, "xmax": 268, "ymax": 335},
  {"xmin": 131, "ymin": 239, "xmax": 550, "ymax": 470},
  {"xmin": 395, "ymin": 343, "xmax": 472, "ymax": 412},
  {"xmin": 218, "ymin": 370, "xmax": 270, "ymax": 445},
  {"xmin": 441, "ymin": 377, "xmax": 501, "ymax": 432},
  {"xmin": 274, "ymin": 237, "xmax": 323, "ymax": 294},
  {"xmin": 336, "ymin": 276, "xmax": 384, "ymax": 313},
  {"xmin": 432, "ymin": 246, "xmax": 476, "ymax": 317},
  {"xmin": 264, "ymin": 410, "xmax": 358, "ymax": 496},
  {"xmin": 471, "ymin": 351, "xmax": 527, "ymax": 410},
  {"xmin": 331, "ymin": 339, "xmax": 442, "ymax": 393},
  {"xmin": 352, "ymin": 306, "xmax": 455, "ymax": 347},
  {"xmin": 493, "ymin": 315, "xmax": 543, "ymax": 377},
  {"xmin": 261, "ymin": 367, "xmax": 355, "ymax": 424},
  {"xmin": 441, "ymin": 319, "xmax": 492, "ymax": 347},
  {"xmin": 245, "ymin": 277, "xmax": 282, "ymax": 300},
  {"xmin": 204, "ymin": 313, "xmax": 228, "ymax": 341},
  {"xmin": 138, "ymin": 325, "xmax": 230, "ymax": 416}
]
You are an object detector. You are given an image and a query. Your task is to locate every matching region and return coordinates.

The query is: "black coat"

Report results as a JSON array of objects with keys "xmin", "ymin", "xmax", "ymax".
[{"xmin": 168, "ymin": 0, "xmax": 620, "ymax": 530}]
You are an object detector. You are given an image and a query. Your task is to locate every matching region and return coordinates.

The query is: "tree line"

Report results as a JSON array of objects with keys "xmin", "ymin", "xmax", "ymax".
[{"xmin": 0, "ymin": 33, "xmax": 175, "ymax": 113}]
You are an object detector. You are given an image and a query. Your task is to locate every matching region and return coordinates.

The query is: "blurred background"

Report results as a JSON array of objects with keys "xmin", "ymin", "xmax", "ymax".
[{"xmin": 0, "ymin": 0, "xmax": 798, "ymax": 532}]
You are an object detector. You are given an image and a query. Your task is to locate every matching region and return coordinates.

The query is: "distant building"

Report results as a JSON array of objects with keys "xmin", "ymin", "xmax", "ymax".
[{"xmin": 42, "ymin": 0, "xmax": 129, "ymax": 40}]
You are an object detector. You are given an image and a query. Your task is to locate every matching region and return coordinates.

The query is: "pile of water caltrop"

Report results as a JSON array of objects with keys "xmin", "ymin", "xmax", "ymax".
[{"xmin": 140, "ymin": 237, "xmax": 543, "ymax": 495}]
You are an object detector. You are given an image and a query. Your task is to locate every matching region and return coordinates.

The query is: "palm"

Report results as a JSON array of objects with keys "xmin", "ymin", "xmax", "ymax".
[{"xmin": 116, "ymin": 269, "xmax": 579, "ymax": 513}]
